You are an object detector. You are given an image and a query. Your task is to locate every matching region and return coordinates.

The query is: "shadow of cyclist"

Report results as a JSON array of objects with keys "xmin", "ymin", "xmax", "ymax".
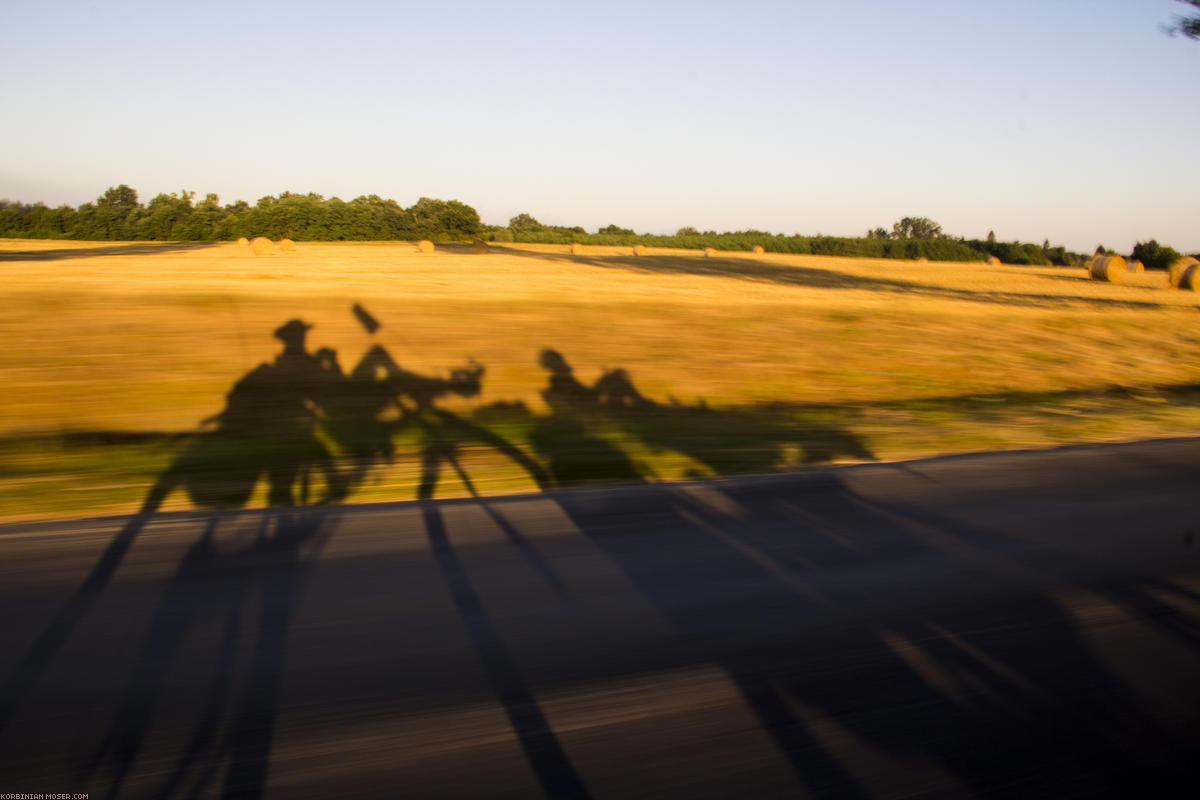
[{"xmin": 0, "ymin": 318, "xmax": 349, "ymax": 743}]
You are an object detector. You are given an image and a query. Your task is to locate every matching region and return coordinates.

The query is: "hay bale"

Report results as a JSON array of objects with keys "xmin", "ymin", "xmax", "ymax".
[
  {"xmin": 236, "ymin": 237, "xmax": 249, "ymax": 247},
  {"xmin": 752, "ymin": 245, "xmax": 765, "ymax": 255},
  {"xmin": 1169, "ymin": 256, "xmax": 1200, "ymax": 288},
  {"xmin": 250, "ymin": 237, "xmax": 274, "ymax": 256},
  {"xmin": 1181, "ymin": 263, "xmax": 1200, "ymax": 291},
  {"xmin": 703, "ymin": 247, "xmax": 717, "ymax": 257},
  {"xmin": 1089, "ymin": 254, "xmax": 1127, "ymax": 282},
  {"xmin": 471, "ymin": 237, "xmax": 489, "ymax": 254},
  {"xmin": 1125, "ymin": 259, "xmax": 1143, "ymax": 274},
  {"xmin": 916, "ymin": 256, "xmax": 929, "ymax": 263},
  {"xmin": 570, "ymin": 242, "xmax": 584, "ymax": 254},
  {"xmin": 417, "ymin": 239, "xmax": 435, "ymax": 253},
  {"xmin": 632, "ymin": 244, "xmax": 646, "ymax": 256},
  {"xmin": 986, "ymin": 256, "xmax": 1001, "ymax": 266},
  {"xmin": 278, "ymin": 238, "xmax": 296, "ymax": 252}
]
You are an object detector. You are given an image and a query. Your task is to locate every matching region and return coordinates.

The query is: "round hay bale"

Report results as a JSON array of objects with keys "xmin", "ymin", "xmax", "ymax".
[
  {"xmin": 752, "ymin": 245, "xmax": 765, "ymax": 255},
  {"xmin": 703, "ymin": 247, "xmax": 717, "ymax": 257},
  {"xmin": 986, "ymin": 256, "xmax": 1001, "ymax": 266},
  {"xmin": 236, "ymin": 237, "xmax": 249, "ymax": 247},
  {"xmin": 916, "ymin": 256, "xmax": 929, "ymax": 263},
  {"xmin": 250, "ymin": 237, "xmax": 274, "ymax": 256},
  {"xmin": 1089, "ymin": 254, "xmax": 1126, "ymax": 282},
  {"xmin": 632, "ymin": 244, "xmax": 646, "ymax": 256},
  {"xmin": 1169, "ymin": 256, "xmax": 1200, "ymax": 288},
  {"xmin": 471, "ymin": 237, "xmax": 489, "ymax": 254},
  {"xmin": 1125, "ymin": 259, "xmax": 1143, "ymax": 274},
  {"xmin": 417, "ymin": 239, "xmax": 435, "ymax": 253},
  {"xmin": 278, "ymin": 238, "xmax": 296, "ymax": 252},
  {"xmin": 570, "ymin": 242, "xmax": 584, "ymax": 255},
  {"xmin": 1180, "ymin": 263, "xmax": 1200, "ymax": 292}
]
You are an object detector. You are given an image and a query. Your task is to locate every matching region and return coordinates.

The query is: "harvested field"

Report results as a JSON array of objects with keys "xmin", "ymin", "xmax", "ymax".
[{"xmin": 2, "ymin": 238, "xmax": 1199, "ymax": 519}]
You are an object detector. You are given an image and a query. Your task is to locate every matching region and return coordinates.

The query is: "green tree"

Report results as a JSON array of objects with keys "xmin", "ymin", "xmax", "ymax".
[
  {"xmin": 598, "ymin": 224, "xmax": 634, "ymax": 235},
  {"xmin": 409, "ymin": 197, "xmax": 481, "ymax": 238},
  {"xmin": 1131, "ymin": 239, "xmax": 1181, "ymax": 271},
  {"xmin": 1167, "ymin": 0, "xmax": 1200, "ymax": 38},
  {"xmin": 892, "ymin": 216, "xmax": 942, "ymax": 240},
  {"xmin": 509, "ymin": 213, "xmax": 541, "ymax": 230},
  {"xmin": 676, "ymin": 226, "xmax": 699, "ymax": 236},
  {"xmin": 144, "ymin": 191, "xmax": 195, "ymax": 239},
  {"xmin": 79, "ymin": 184, "xmax": 143, "ymax": 239},
  {"xmin": 97, "ymin": 184, "xmax": 139, "ymax": 210}
]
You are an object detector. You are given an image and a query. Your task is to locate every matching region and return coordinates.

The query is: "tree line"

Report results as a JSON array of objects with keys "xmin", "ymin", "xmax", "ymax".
[
  {"xmin": 500, "ymin": 213, "xmax": 1084, "ymax": 265},
  {"xmin": 0, "ymin": 186, "xmax": 483, "ymax": 242},
  {"xmin": 3, "ymin": 186, "xmax": 1189, "ymax": 267}
]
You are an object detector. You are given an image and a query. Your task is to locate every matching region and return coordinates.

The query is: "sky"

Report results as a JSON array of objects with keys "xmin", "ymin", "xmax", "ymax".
[{"xmin": 1, "ymin": 0, "xmax": 1197, "ymax": 251}]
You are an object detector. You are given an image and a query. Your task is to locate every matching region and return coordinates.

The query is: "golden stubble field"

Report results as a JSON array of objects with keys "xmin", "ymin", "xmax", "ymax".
[{"xmin": 3, "ymin": 238, "xmax": 1200, "ymax": 518}]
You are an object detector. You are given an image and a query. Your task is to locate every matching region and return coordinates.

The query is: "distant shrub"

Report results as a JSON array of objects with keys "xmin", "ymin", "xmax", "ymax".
[
  {"xmin": 1131, "ymin": 239, "xmax": 1181, "ymax": 272},
  {"xmin": 1002, "ymin": 243, "xmax": 1051, "ymax": 266},
  {"xmin": 491, "ymin": 228, "xmax": 514, "ymax": 242},
  {"xmin": 509, "ymin": 213, "xmax": 540, "ymax": 230}
]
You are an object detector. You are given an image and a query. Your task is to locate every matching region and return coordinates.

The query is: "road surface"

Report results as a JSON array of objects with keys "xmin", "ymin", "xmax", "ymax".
[{"xmin": 1, "ymin": 437, "xmax": 1199, "ymax": 798}]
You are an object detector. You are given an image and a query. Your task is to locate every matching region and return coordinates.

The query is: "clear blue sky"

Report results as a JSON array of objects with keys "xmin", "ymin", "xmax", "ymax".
[{"xmin": 2, "ymin": 0, "xmax": 1197, "ymax": 251}]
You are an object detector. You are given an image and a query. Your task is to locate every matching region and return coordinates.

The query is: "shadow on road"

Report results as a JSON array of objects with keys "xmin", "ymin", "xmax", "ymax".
[{"xmin": 541, "ymin": 470, "xmax": 1200, "ymax": 797}]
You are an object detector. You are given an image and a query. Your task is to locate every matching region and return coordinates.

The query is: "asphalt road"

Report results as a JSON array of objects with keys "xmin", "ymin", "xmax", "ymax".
[{"xmin": 1, "ymin": 437, "xmax": 1199, "ymax": 799}]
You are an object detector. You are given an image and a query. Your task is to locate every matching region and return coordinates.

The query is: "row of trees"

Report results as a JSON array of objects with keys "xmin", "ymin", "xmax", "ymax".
[
  {"xmin": 492, "ymin": 213, "xmax": 1084, "ymax": 264},
  {"xmin": 0, "ymin": 186, "xmax": 483, "ymax": 242},
  {"xmin": 3, "ymin": 187, "xmax": 1188, "ymax": 267}
]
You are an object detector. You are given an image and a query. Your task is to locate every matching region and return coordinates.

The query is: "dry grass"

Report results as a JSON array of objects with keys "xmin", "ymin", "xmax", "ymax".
[{"xmin": 2, "ymin": 238, "xmax": 1199, "ymax": 519}]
